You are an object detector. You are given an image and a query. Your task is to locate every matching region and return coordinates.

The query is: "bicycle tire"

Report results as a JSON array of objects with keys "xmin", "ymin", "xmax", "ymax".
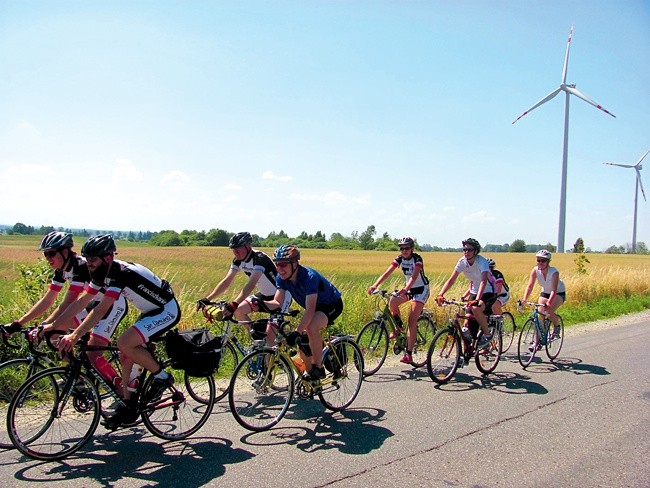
[
  {"xmin": 141, "ymin": 369, "xmax": 215, "ymax": 441},
  {"xmin": 500, "ymin": 312, "xmax": 516, "ymax": 354},
  {"xmin": 517, "ymin": 318, "xmax": 538, "ymax": 368},
  {"xmin": 0, "ymin": 358, "xmax": 49, "ymax": 449},
  {"xmin": 318, "ymin": 337, "xmax": 363, "ymax": 411},
  {"xmin": 228, "ymin": 350, "xmax": 294, "ymax": 432},
  {"xmin": 545, "ymin": 315, "xmax": 564, "ymax": 360},
  {"xmin": 475, "ymin": 328, "xmax": 502, "ymax": 375},
  {"xmin": 7, "ymin": 367, "xmax": 100, "ymax": 461},
  {"xmin": 410, "ymin": 315, "xmax": 437, "ymax": 368},
  {"xmin": 426, "ymin": 327, "xmax": 460, "ymax": 384},
  {"xmin": 356, "ymin": 319, "xmax": 389, "ymax": 376}
]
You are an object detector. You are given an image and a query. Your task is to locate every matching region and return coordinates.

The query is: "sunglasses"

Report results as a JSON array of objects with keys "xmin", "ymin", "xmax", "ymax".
[
  {"xmin": 536, "ymin": 259, "xmax": 549, "ymax": 263},
  {"xmin": 462, "ymin": 248, "xmax": 475, "ymax": 252},
  {"xmin": 43, "ymin": 250, "xmax": 59, "ymax": 258},
  {"xmin": 275, "ymin": 261, "xmax": 292, "ymax": 268},
  {"xmin": 399, "ymin": 247, "xmax": 412, "ymax": 251}
]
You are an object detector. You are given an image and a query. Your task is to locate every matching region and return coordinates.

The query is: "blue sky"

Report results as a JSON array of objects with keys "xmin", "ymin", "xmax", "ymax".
[{"xmin": 1, "ymin": 1, "xmax": 648, "ymax": 251}]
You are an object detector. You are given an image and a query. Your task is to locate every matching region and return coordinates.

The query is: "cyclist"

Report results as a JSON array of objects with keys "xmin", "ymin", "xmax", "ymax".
[
  {"xmin": 487, "ymin": 257, "xmax": 510, "ymax": 316},
  {"xmin": 5, "ymin": 231, "xmax": 127, "ymax": 378},
  {"xmin": 436, "ymin": 238, "xmax": 497, "ymax": 347},
  {"xmin": 196, "ymin": 231, "xmax": 291, "ymax": 323},
  {"xmin": 367, "ymin": 236, "xmax": 430, "ymax": 364},
  {"xmin": 261, "ymin": 244, "xmax": 343, "ymax": 382},
  {"xmin": 50, "ymin": 234, "xmax": 180, "ymax": 428},
  {"xmin": 521, "ymin": 250, "xmax": 565, "ymax": 339}
]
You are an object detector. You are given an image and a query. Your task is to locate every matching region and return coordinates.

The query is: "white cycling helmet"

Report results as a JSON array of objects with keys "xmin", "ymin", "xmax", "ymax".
[{"xmin": 536, "ymin": 250, "xmax": 552, "ymax": 261}]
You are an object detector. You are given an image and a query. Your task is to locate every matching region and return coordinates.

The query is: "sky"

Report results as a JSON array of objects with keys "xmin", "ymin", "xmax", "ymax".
[{"xmin": 1, "ymin": 1, "xmax": 649, "ymax": 252}]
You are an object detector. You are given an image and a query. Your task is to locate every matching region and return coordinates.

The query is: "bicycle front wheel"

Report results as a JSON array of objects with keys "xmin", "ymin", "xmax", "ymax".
[
  {"xmin": 545, "ymin": 315, "xmax": 564, "ymax": 360},
  {"xmin": 475, "ymin": 330, "xmax": 502, "ymax": 375},
  {"xmin": 187, "ymin": 340, "xmax": 237, "ymax": 404},
  {"xmin": 426, "ymin": 327, "xmax": 460, "ymax": 384},
  {"xmin": 411, "ymin": 315, "xmax": 437, "ymax": 368},
  {"xmin": 7, "ymin": 368, "xmax": 100, "ymax": 461},
  {"xmin": 318, "ymin": 337, "xmax": 363, "ymax": 411},
  {"xmin": 517, "ymin": 318, "xmax": 538, "ymax": 368},
  {"xmin": 0, "ymin": 358, "xmax": 49, "ymax": 449},
  {"xmin": 356, "ymin": 319, "xmax": 388, "ymax": 376},
  {"xmin": 228, "ymin": 350, "xmax": 294, "ymax": 432},
  {"xmin": 141, "ymin": 370, "xmax": 215, "ymax": 441},
  {"xmin": 500, "ymin": 312, "xmax": 516, "ymax": 353}
]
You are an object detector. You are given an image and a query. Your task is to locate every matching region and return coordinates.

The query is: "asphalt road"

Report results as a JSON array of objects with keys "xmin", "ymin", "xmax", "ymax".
[{"xmin": 1, "ymin": 315, "xmax": 648, "ymax": 488}]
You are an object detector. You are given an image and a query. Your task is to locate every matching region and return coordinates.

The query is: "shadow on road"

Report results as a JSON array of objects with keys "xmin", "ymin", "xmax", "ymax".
[
  {"xmin": 551, "ymin": 357, "xmax": 611, "ymax": 376},
  {"xmin": 8, "ymin": 429, "xmax": 253, "ymax": 487}
]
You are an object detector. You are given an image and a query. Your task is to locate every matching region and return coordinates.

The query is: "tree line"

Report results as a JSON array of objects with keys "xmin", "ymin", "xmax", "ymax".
[{"xmin": 2, "ymin": 222, "xmax": 647, "ymax": 254}]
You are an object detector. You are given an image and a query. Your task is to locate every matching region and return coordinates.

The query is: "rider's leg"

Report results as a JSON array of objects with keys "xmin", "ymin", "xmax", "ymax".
[{"xmin": 406, "ymin": 300, "xmax": 425, "ymax": 351}]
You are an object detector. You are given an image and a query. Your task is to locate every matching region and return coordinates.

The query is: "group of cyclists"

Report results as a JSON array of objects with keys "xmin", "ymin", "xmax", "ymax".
[{"xmin": 2, "ymin": 230, "xmax": 566, "ymax": 429}]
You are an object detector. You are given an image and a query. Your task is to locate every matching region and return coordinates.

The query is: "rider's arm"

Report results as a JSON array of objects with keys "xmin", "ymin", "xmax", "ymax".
[
  {"xmin": 475, "ymin": 271, "xmax": 488, "ymax": 302},
  {"xmin": 57, "ymin": 294, "xmax": 116, "ymax": 352},
  {"xmin": 232, "ymin": 269, "xmax": 263, "ymax": 304},
  {"xmin": 263, "ymin": 288, "xmax": 285, "ymax": 310},
  {"xmin": 369, "ymin": 263, "xmax": 397, "ymax": 293},
  {"xmin": 49, "ymin": 288, "xmax": 95, "ymax": 331},
  {"xmin": 44, "ymin": 287, "xmax": 83, "ymax": 324},
  {"xmin": 522, "ymin": 268, "xmax": 536, "ymax": 302},
  {"xmin": 547, "ymin": 270, "xmax": 560, "ymax": 304},
  {"xmin": 402, "ymin": 265, "xmax": 421, "ymax": 294},
  {"xmin": 438, "ymin": 270, "xmax": 460, "ymax": 297},
  {"xmin": 296, "ymin": 293, "xmax": 317, "ymax": 334},
  {"xmin": 204, "ymin": 268, "xmax": 238, "ymax": 301},
  {"xmin": 15, "ymin": 287, "xmax": 60, "ymax": 326}
]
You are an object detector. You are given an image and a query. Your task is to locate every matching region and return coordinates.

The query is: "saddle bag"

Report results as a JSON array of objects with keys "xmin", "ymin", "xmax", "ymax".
[{"xmin": 165, "ymin": 328, "xmax": 223, "ymax": 377}]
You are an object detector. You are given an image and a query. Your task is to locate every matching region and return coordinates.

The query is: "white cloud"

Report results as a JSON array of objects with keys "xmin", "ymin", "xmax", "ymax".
[
  {"xmin": 289, "ymin": 191, "xmax": 371, "ymax": 205},
  {"xmin": 263, "ymin": 170, "xmax": 293, "ymax": 182},
  {"xmin": 161, "ymin": 170, "xmax": 191, "ymax": 192},
  {"xmin": 112, "ymin": 159, "xmax": 143, "ymax": 182},
  {"xmin": 461, "ymin": 210, "xmax": 497, "ymax": 224}
]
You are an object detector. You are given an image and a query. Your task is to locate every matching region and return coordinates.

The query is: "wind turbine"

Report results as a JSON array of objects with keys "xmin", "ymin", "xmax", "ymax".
[
  {"xmin": 604, "ymin": 148, "xmax": 649, "ymax": 253},
  {"xmin": 512, "ymin": 26, "xmax": 615, "ymax": 253}
]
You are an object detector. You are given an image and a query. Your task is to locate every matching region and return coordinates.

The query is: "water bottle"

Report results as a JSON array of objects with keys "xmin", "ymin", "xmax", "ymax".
[
  {"xmin": 127, "ymin": 363, "xmax": 145, "ymax": 392},
  {"xmin": 540, "ymin": 321, "xmax": 548, "ymax": 345},
  {"xmin": 94, "ymin": 356, "xmax": 119, "ymax": 384},
  {"xmin": 291, "ymin": 356, "xmax": 306, "ymax": 373},
  {"xmin": 461, "ymin": 326, "xmax": 473, "ymax": 343}
]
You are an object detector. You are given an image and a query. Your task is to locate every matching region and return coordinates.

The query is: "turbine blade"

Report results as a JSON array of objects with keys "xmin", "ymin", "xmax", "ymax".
[
  {"xmin": 634, "ymin": 147, "xmax": 650, "ymax": 169},
  {"xmin": 561, "ymin": 26, "xmax": 574, "ymax": 84},
  {"xmin": 604, "ymin": 162, "xmax": 635, "ymax": 169},
  {"xmin": 637, "ymin": 170, "xmax": 647, "ymax": 201},
  {"xmin": 512, "ymin": 87, "xmax": 562, "ymax": 124},
  {"xmin": 565, "ymin": 86, "xmax": 616, "ymax": 118}
]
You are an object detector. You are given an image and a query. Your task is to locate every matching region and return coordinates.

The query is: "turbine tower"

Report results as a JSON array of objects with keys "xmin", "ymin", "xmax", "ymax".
[
  {"xmin": 604, "ymin": 148, "xmax": 649, "ymax": 253},
  {"xmin": 513, "ymin": 26, "xmax": 615, "ymax": 253}
]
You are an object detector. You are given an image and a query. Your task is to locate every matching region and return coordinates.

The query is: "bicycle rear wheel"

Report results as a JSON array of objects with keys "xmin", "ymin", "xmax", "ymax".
[
  {"xmin": 0, "ymin": 358, "xmax": 49, "ymax": 449},
  {"xmin": 7, "ymin": 368, "xmax": 100, "ymax": 461},
  {"xmin": 228, "ymin": 350, "xmax": 294, "ymax": 432},
  {"xmin": 141, "ymin": 370, "xmax": 215, "ymax": 441},
  {"xmin": 356, "ymin": 319, "xmax": 388, "ymax": 376},
  {"xmin": 475, "ymin": 329, "xmax": 502, "ymax": 375},
  {"xmin": 426, "ymin": 327, "xmax": 460, "ymax": 384},
  {"xmin": 545, "ymin": 315, "xmax": 564, "ymax": 360},
  {"xmin": 411, "ymin": 315, "xmax": 437, "ymax": 368},
  {"xmin": 500, "ymin": 312, "xmax": 516, "ymax": 353},
  {"xmin": 318, "ymin": 338, "xmax": 363, "ymax": 411},
  {"xmin": 517, "ymin": 318, "xmax": 538, "ymax": 368}
]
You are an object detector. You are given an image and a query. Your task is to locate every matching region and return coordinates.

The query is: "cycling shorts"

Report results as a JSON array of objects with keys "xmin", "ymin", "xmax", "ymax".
[
  {"xmin": 540, "ymin": 291, "xmax": 566, "ymax": 302},
  {"xmin": 132, "ymin": 297, "xmax": 181, "ymax": 343},
  {"xmin": 408, "ymin": 285, "xmax": 430, "ymax": 305},
  {"xmin": 316, "ymin": 297, "xmax": 344, "ymax": 325},
  {"xmin": 88, "ymin": 295, "xmax": 129, "ymax": 344}
]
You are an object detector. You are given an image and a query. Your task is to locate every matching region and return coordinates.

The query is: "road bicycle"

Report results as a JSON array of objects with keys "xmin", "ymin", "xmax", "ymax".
[
  {"xmin": 356, "ymin": 290, "xmax": 437, "ymax": 376},
  {"xmin": 228, "ymin": 310, "xmax": 364, "ymax": 432},
  {"xmin": 517, "ymin": 301, "xmax": 564, "ymax": 368},
  {"xmin": 0, "ymin": 325, "xmax": 61, "ymax": 449},
  {"xmin": 426, "ymin": 299, "xmax": 502, "ymax": 384},
  {"xmin": 6, "ymin": 330, "xmax": 216, "ymax": 461}
]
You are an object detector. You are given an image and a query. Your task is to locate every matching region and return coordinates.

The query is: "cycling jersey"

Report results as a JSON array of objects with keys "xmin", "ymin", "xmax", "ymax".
[
  {"xmin": 491, "ymin": 268, "xmax": 511, "ymax": 304},
  {"xmin": 276, "ymin": 265, "xmax": 341, "ymax": 309},
  {"xmin": 231, "ymin": 249, "xmax": 279, "ymax": 297},
  {"xmin": 454, "ymin": 255, "xmax": 496, "ymax": 295},
  {"xmin": 86, "ymin": 260, "xmax": 179, "ymax": 341},
  {"xmin": 49, "ymin": 254, "xmax": 90, "ymax": 295},
  {"xmin": 535, "ymin": 266, "xmax": 566, "ymax": 294},
  {"xmin": 391, "ymin": 252, "xmax": 429, "ymax": 288}
]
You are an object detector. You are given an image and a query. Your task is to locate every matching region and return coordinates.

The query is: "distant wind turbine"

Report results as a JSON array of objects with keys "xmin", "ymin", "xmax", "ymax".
[
  {"xmin": 512, "ymin": 26, "xmax": 615, "ymax": 253},
  {"xmin": 604, "ymin": 148, "xmax": 649, "ymax": 253}
]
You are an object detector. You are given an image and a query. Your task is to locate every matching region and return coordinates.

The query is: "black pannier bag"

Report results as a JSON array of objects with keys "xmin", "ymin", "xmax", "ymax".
[
  {"xmin": 165, "ymin": 328, "xmax": 223, "ymax": 377},
  {"xmin": 323, "ymin": 335, "xmax": 347, "ymax": 373}
]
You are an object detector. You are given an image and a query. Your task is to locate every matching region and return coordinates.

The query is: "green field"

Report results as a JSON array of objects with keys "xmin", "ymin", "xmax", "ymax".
[{"xmin": 1, "ymin": 235, "xmax": 649, "ymax": 334}]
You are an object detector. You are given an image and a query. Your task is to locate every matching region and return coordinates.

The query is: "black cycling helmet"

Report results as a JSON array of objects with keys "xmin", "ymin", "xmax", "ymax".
[
  {"xmin": 398, "ymin": 236, "xmax": 415, "ymax": 248},
  {"xmin": 39, "ymin": 231, "xmax": 74, "ymax": 251},
  {"xmin": 273, "ymin": 244, "xmax": 300, "ymax": 263},
  {"xmin": 81, "ymin": 234, "xmax": 116, "ymax": 257},
  {"xmin": 229, "ymin": 231, "xmax": 253, "ymax": 248},
  {"xmin": 462, "ymin": 238, "xmax": 481, "ymax": 253},
  {"xmin": 486, "ymin": 257, "xmax": 496, "ymax": 267}
]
